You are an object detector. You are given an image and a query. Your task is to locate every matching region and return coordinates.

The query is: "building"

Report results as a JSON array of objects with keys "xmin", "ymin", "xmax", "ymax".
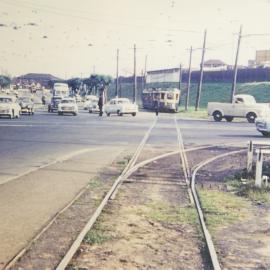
[
  {"xmin": 256, "ymin": 50, "xmax": 270, "ymax": 67},
  {"xmin": 203, "ymin": 59, "xmax": 227, "ymax": 71},
  {"xmin": 146, "ymin": 68, "xmax": 182, "ymax": 83}
]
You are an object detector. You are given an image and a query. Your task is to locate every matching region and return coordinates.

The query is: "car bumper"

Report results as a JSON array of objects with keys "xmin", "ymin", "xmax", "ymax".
[{"xmin": 21, "ymin": 108, "xmax": 31, "ymax": 113}]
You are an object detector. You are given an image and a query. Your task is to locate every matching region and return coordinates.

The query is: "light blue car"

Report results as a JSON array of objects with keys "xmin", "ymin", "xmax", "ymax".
[{"xmin": 255, "ymin": 118, "xmax": 270, "ymax": 137}]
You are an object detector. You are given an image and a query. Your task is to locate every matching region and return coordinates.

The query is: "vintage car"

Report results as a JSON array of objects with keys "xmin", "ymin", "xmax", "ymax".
[
  {"xmin": 83, "ymin": 95, "xmax": 99, "ymax": 111},
  {"xmin": 255, "ymin": 117, "xmax": 270, "ymax": 137},
  {"xmin": 104, "ymin": 98, "xmax": 138, "ymax": 117},
  {"xmin": 58, "ymin": 97, "xmax": 78, "ymax": 115},
  {"xmin": 48, "ymin": 96, "xmax": 62, "ymax": 112},
  {"xmin": 18, "ymin": 96, "xmax": 34, "ymax": 115},
  {"xmin": 0, "ymin": 95, "xmax": 21, "ymax": 118}
]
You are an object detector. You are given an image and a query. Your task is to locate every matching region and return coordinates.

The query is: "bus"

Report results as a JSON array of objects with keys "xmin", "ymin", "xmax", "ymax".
[
  {"xmin": 142, "ymin": 88, "xmax": 180, "ymax": 112},
  {"xmin": 53, "ymin": 83, "xmax": 69, "ymax": 97}
]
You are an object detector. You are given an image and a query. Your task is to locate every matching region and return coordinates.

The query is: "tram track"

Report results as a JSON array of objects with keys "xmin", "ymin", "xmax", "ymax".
[{"xmin": 6, "ymin": 116, "xmax": 246, "ymax": 270}]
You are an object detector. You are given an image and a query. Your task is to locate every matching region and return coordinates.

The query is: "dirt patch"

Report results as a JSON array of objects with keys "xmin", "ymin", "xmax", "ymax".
[{"xmin": 68, "ymin": 153, "xmax": 208, "ymax": 270}]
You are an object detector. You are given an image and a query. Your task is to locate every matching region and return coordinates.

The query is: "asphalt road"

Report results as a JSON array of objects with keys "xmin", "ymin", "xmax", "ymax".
[{"xmin": 0, "ymin": 106, "xmax": 266, "ymax": 184}]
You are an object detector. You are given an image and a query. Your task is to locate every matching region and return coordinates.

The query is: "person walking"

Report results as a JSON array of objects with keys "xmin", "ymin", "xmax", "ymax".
[
  {"xmin": 153, "ymin": 97, "xmax": 159, "ymax": 116},
  {"xmin": 98, "ymin": 94, "xmax": 103, "ymax": 116}
]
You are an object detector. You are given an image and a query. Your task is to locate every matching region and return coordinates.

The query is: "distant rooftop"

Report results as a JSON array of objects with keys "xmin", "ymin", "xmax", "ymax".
[{"xmin": 204, "ymin": 59, "xmax": 226, "ymax": 66}]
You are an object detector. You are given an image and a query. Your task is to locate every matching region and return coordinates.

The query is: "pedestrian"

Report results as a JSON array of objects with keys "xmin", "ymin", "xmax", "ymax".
[
  {"xmin": 42, "ymin": 95, "xmax": 46, "ymax": 105},
  {"xmin": 98, "ymin": 94, "xmax": 103, "ymax": 116},
  {"xmin": 153, "ymin": 98, "xmax": 159, "ymax": 116}
]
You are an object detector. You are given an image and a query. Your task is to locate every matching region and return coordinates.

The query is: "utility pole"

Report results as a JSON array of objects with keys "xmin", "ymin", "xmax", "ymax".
[
  {"xmin": 133, "ymin": 44, "xmax": 137, "ymax": 103},
  {"xmin": 231, "ymin": 25, "xmax": 242, "ymax": 103},
  {"xmin": 185, "ymin": 46, "xmax": 193, "ymax": 111},
  {"xmin": 115, "ymin": 48, "xmax": 119, "ymax": 97},
  {"xmin": 178, "ymin": 63, "xmax": 182, "ymax": 106},
  {"xmin": 195, "ymin": 29, "xmax": 207, "ymax": 111},
  {"xmin": 141, "ymin": 69, "xmax": 144, "ymax": 92},
  {"xmin": 144, "ymin": 55, "xmax": 148, "ymax": 89}
]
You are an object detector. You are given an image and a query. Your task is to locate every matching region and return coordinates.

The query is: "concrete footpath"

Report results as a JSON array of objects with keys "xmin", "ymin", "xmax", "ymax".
[{"xmin": 0, "ymin": 146, "xmax": 125, "ymax": 269}]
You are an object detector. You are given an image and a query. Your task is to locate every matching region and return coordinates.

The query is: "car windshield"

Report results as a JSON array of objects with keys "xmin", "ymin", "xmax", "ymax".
[
  {"xmin": 19, "ymin": 98, "xmax": 31, "ymax": 103},
  {"xmin": 61, "ymin": 99, "xmax": 73, "ymax": 104},
  {"xmin": 0, "ymin": 97, "xmax": 12, "ymax": 103},
  {"xmin": 118, "ymin": 99, "xmax": 130, "ymax": 104}
]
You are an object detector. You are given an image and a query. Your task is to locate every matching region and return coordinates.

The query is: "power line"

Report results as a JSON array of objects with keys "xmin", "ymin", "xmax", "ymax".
[{"xmin": 0, "ymin": 0, "xmax": 201, "ymax": 34}]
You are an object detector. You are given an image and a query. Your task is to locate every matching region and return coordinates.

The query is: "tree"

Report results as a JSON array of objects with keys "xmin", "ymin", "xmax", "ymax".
[
  {"xmin": 66, "ymin": 78, "xmax": 82, "ymax": 95},
  {"xmin": 0, "ymin": 75, "xmax": 11, "ymax": 89},
  {"xmin": 83, "ymin": 74, "xmax": 112, "ymax": 95}
]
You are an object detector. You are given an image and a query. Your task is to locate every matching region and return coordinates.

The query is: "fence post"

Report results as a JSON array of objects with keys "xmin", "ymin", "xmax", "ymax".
[
  {"xmin": 247, "ymin": 140, "xmax": 253, "ymax": 175},
  {"xmin": 255, "ymin": 149, "xmax": 263, "ymax": 187}
]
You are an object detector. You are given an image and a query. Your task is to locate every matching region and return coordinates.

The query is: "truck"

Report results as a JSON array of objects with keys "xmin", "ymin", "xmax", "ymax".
[{"xmin": 207, "ymin": 94, "xmax": 270, "ymax": 123}]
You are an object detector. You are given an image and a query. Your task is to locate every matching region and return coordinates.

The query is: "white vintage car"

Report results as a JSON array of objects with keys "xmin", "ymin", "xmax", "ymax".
[
  {"xmin": 83, "ymin": 95, "xmax": 99, "ymax": 111},
  {"xmin": 58, "ymin": 97, "xmax": 78, "ymax": 116},
  {"xmin": 208, "ymin": 94, "xmax": 270, "ymax": 123},
  {"xmin": 104, "ymin": 98, "xmax": 138, "ymax": 117},
  {"xmin": 0, "ymin": 95, "xmax": 21, "ymax": 118}
]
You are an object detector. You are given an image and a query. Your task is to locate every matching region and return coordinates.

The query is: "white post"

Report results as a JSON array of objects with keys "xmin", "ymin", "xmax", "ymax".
[
  {"xmin": 247, "ymin": 141, "xmax": 253, "ymax": 174},
  {"xmin": 255, "ymin": 149, "xmax": 263, "ymax": 187}
]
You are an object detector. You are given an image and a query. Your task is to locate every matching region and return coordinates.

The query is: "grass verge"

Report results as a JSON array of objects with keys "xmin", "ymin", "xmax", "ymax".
[
  {"xmin": 198, "ymin": 188, "xmax": 250, "ymax": 233},
  {"xmin": 139, "ymin": 201, "xmax": 198, "ymax": 226},
  {"xmin": 177, "ymin": 107, "xmax": 208, "ymax": 119},
  {"xmin": 84, "ymin": 222, "xmax": 112, "ymax": 245},
  {"xmin": 227, "ymin": 178, "xmax": 270, "ymax": 204}
]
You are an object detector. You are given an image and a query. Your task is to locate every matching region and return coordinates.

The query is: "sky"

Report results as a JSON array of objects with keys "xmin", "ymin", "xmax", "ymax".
[{"xmin": 1, "ymin": 0, "xmax": 270, "ymax": 79}]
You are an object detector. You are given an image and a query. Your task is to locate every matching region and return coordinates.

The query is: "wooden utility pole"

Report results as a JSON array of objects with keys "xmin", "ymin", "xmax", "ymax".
[
  {"xmin": 119, "ymin": 77, "xmax": 122, "ymax": 97},
  {"xmin": 231, "ymin": 25, "xmax": 242, "ymax": 103},
  {"xmin": 195, "ymin": 29, "xmax": 207, "ymax": 111},
  {"xmin": 115, "ymin": 48, "xmax": 119, "ymax": 97},
  {"xmin": 185, "ymin": 46, "xmax": 193, "ymax": 111},
  {"xmin": 133, "ymin": 44, "xmax": 137, "ymax": 103},
  {"xmin": 178, "ymin": 63, "xmax": 182, "ymax": 106}
]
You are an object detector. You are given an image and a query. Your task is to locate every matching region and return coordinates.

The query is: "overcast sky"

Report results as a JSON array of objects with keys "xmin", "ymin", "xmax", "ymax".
[{"xmin": 1, "ymin": 0, "xmax": 270, "ymax": 79}]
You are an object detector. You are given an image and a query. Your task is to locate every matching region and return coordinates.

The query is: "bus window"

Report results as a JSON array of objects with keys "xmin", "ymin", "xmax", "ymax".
[
  {"xmin": 167, "ymin": 93, "xmax": 174, "ymax": 100},
  {"xmin": 161, "ymin": 93, "xmax": 165, "ymax": 100}
]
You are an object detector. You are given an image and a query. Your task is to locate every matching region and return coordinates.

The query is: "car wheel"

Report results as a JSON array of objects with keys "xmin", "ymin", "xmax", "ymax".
[
  {"xmin": 106, "ymin": 112, "xmax": 110, "ymax": 117},
  {"xmin": 132, "ymin": 113, "xmax": 136, "ymax": 117},
  {"xmin": 261, "ymin": 131, "xmax": 270, "ymax": 137},
  {"xmin": 213, "ymin": 111, "xmax": 222, "ymax": 122},
  {"xmin": 89, "ymin": 110, "xmax": 93, "ymax": 113},
  {"xmin": 73, "ymin": 112, "xmax": 77, "ymax": 116},
  {"xmin": 246, "ymin": 112, "xmax": 257, "ymax": 123},
  {"xmin": 224, "ymin": 116, "xmax": 233, "ymax": 122},
  {"xmin": 58, "ymin": 112, "xmax": 62, "ymax": 115}
]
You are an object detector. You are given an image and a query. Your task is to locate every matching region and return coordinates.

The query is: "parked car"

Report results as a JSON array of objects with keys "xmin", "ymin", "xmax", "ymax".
[
  {"xmin": 83, "ymin": 95, "xmax": 98, "ymax": 110},
  {"xmin": 255, "ymin": 117, "xmax": 270, "ymax": 137},
  {"xmin": 104, "ymin": 98, "xmax": 138, "ymax": 117},
  {"xmin": 18, "ymin": 96, "xmax": 34, "ymax": 115},
  {"xmin": 58, "ymin": 97, "xmax": 78, "ymax": 115},
  {"xmin": 0, "ymin": 95, "xmax": 21, "ymax": 118},
  {"xmin": 48, "ymin": 96, "xmax": 62, "ymax": 112},
  {"xmin": 207, "ymin": 94, "xmax": 270, "ymax": 123}
]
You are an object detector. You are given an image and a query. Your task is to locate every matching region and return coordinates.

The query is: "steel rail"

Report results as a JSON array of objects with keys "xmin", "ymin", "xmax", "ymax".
[
  {"xmin": 55, "ymin": 117, "xmax": 157, "ymax": 270},
  {"xmin": 191, "ymin": 149, "xmax": 245, "ymax": 270},
  {"xmin": 6, "ymin": 114, "xmax": 245, "ymax": 270}
]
